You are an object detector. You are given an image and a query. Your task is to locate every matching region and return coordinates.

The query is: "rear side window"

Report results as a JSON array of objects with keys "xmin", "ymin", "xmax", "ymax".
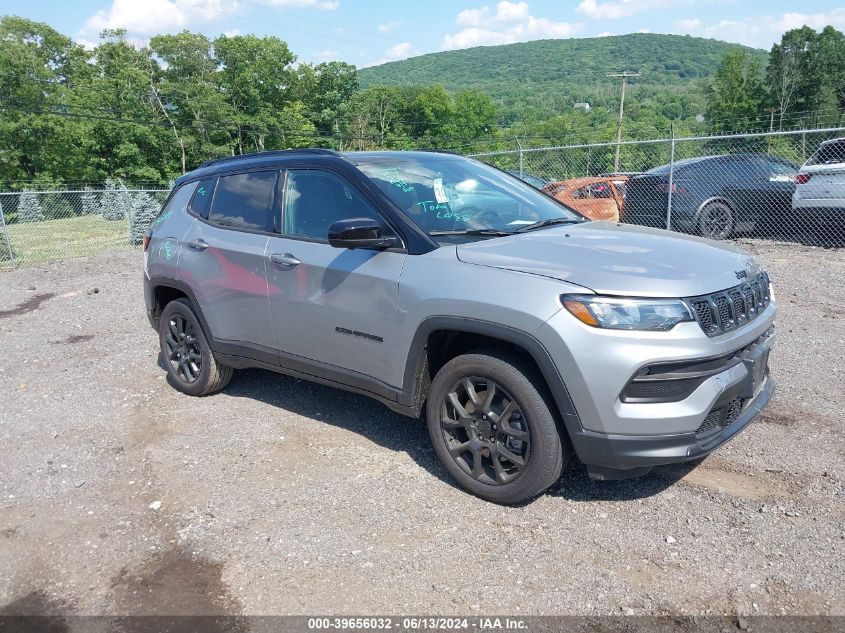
[
  {"xmin": 153, "ymin": 181, "xmax": 198, "ymax": 226},
  {"xmin": 807, "ymin": 140, "xmax": 845, "ymax": 166},
  {"xmin": 190, "ymin": 178, "xmax": 216, "ymax": 218},
  {"xmin": 209, "ymin": 171, "xmax": 277, "ymax": 231}
]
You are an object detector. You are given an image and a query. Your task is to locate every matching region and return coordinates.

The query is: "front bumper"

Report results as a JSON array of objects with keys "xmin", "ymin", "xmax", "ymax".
[
  {"xmin": 538, "ymin": 296, "xmax": 776, "ymax": 477},
  {"xmin": 563, "ymin": 373, "xmax": 774, "ymax": 478}
]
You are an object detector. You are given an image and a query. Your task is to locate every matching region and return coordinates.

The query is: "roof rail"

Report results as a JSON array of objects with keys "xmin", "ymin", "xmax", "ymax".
[{"xmin": 197, "ymin": 148, "xmax": 341, "ymax": 169}]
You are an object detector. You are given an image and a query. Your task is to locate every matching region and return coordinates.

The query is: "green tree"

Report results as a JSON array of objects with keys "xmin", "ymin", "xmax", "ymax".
[
  {"xmin": 0, "ymin": 16, "xmax": 90, "ymax": 185},
  {"xmin": 307, "ymin": 61, "xmax": 359, "ymax": 137},
  {"xmin": 17, "ymin": 190, "xmax": 44, "ymax": 223},
  {"xmin": 214, "ymin": 33, "xmax": 298, "ymax": 152},
  {"xmin": 705, "ymin": 51, "xmax": 765, "ymax": 133},
  {"xmin": 149, "ymin": 31, "xmax": 234, "ymax": 170},
  {"xmin": 453, "ymin": 90, "xmax": 497, "ymax": 139},
  {"xmin": 128, "ymin": 191, "xmax": 160, "ymax": 245}
]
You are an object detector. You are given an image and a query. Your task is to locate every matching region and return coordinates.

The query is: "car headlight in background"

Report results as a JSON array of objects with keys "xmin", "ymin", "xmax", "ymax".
[{"xmin": 560, "ymin": 295, "xmax": 694, "ymax": 331}]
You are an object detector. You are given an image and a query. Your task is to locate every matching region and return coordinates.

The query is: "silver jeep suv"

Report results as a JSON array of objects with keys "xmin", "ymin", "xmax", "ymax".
[{"xmin": 144, "ymin": 149, "xmax": 776, "ymax": 504}]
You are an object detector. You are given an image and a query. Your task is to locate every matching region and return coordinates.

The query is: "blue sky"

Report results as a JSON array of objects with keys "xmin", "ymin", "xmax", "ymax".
[{"xmin": 6, "ymin": 1, "xmax": 845, "ymax": 66}]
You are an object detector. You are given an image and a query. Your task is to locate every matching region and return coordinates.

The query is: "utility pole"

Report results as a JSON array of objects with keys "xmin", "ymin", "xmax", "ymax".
[
  {"xmin": 765, "ymin": 107, "xmax": 778, "ymax": 153},
  {"xmin": 608, "ymin": 71, "xmax": 640, "ymax": 172}
]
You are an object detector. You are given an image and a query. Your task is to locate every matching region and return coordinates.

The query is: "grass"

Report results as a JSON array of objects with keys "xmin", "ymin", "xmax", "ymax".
[{"xmin": 4, "ymin": 214, "xmax": 134, "ymax": 266}]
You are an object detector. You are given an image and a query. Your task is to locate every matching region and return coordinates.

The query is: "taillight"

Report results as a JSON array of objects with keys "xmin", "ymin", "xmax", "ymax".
[
  {"xmin": 657, "ymin": 182, "xmax": 687, "ymax": 193},
  {"xmin": 143, "ymin": 233, "xmax": 151, "ymax": 252},
  {"xmin": 796, "ymin": 173, "xmax": 812, "ymax": 185}
]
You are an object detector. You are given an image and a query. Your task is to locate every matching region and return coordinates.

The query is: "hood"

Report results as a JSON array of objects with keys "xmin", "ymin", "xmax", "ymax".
[{"xmin": 456, "ymin": 221, "xmax": 762, "ymax": 297}]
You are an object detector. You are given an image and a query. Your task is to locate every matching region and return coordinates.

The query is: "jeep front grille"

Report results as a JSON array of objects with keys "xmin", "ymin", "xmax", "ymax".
[{"xmin": 686, "ymin": 272, "xmax": 770, "ymax": 336}]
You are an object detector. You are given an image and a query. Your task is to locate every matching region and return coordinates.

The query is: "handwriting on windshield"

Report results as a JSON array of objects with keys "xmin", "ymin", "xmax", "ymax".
[
  {"xmin": 416, "ymin": 200, "xmax": 471, "ymax": 222},
  {"xmin": 374, "ymin": 167, "xmax": 414, "ymax": 193}
]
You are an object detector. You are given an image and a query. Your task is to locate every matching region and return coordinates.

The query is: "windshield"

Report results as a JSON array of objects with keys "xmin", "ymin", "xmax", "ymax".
[
  {"xmin": 353, "ymin": 154, "xmax": 582, "ymax": 240},
  {"xmin": 807, "ymin": 140, "xmax": 845, "ymax": 166}
]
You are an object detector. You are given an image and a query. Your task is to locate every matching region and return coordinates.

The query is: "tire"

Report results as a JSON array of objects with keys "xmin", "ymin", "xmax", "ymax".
[
  {"xmin": 698, "ymin": 201, "xmax": 734, "ymax": 240},
  {"xmin": 159, "ymin": 298, "xmax": 233, "ymax": 396},
  {"xmin": 426, "ymin": 351, "xmax": 569, "ymax": 504}
]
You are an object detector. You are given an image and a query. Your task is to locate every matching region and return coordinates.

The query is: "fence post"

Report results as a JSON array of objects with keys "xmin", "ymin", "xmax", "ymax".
[
  {"xmin": 118, "ymin": 179, "xmax": 133, "ymax": 246},
  {"xmin": 515, "ymin": 137, "xmax": 524, "ymax": 178},
  {"xmin": 666, "ymin": 123, "xmax": 676, "ymax": 231},
  {"xmin": 0, "ymin": 197, "xmax": 15, "ymax": 269}
]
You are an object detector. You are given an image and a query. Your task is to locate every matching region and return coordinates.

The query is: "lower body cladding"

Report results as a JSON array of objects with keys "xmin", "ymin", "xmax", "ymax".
[{"xmin": 539, "ymin": 304, "xmax": 776, "ymax": 480}]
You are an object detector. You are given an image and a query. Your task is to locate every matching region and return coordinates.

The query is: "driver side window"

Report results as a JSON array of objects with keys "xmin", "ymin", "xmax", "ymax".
[{"xmin": 283, "ymin": 169, "xmax": 395, "ymax": 241}]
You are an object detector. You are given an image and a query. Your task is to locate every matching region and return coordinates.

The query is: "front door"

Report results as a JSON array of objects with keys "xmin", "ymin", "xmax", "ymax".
[{"xmin": 266, "ymin": 168, "xmax": 406, "ymax": 387}]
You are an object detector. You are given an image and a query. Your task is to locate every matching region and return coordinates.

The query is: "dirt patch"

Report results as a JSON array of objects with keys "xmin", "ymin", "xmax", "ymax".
[
  {"xmin": 48, "ymin": 334, "xmax": 95, "ymax": 345},
  {"xmin": 0, "ymin": 592, "xmax": 70, "ymax": 633},
  {"xmin": 0, "ymin": 293, "xmax": 55, "ymax": 320},
  {"xmin": 680, "ymin": 467, "xmax": 792, "ymax": 500},
  {"xmin": 0, "ymin": 527, "xmax": 19, "ymax": 538},
  {"xmin": 111, "ymin": 547, "xmax": 240, "ymax": 617}
]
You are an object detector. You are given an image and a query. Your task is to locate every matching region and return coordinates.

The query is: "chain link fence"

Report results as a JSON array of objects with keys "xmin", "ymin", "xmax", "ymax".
[
  {"xmin": 0, "ymin": 183, "xmax": 169, "ymax": 269},
  {"xmin": 471, "ymin": 127, "xmax": 845, "ymax": 247},
  {"xmin": 1, "ymin": 127, "xmax": 843, "ymax": 270}
]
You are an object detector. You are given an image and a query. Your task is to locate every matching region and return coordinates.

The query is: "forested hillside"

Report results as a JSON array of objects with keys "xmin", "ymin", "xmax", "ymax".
[
  {"xmin": 360, "ymin": 34, "xmax": 767, "ymax": 122},
  {"xmin": 1, "ymin": 14, "xmax": 843, "ymax": 189}
]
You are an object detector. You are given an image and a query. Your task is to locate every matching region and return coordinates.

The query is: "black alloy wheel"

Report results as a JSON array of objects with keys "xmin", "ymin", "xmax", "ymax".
[
  {"xmin": 164, "ymin": 313, "xmax": 202, "ymax": 383},
  {"xmin": 440, "ymin": 376, "xmax": 531, "ymax": 485},
  {"xmin": 157, "ymin": 298, "xmax": 233, "ymax": 396},
  {"xmin": 700, "ymin": 201, "xmax": 734, "ymax": 240}
]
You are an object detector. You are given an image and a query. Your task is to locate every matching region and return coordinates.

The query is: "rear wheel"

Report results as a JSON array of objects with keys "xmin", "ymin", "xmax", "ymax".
[
  {"xmin": 159, "ymin": 298, "xmax": 232, "ymax": 396},
  {"xmin": 699, "ymin": 201, "xmax": 734, "ymax": 240},
  {"xmin": 426, "ymin": 351, "xmax": 568, "ymax": 504}
]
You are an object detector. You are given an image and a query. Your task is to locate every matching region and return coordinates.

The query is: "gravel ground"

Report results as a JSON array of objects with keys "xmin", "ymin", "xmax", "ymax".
[{"xmin": 0, "ymin": 240, "xmax": 843, "ymax": 618}]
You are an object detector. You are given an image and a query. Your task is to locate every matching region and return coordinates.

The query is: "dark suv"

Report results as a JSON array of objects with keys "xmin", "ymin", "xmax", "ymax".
[{"xmin": 143, "ymin": 149, "xmax": 776, "ymax": 504}]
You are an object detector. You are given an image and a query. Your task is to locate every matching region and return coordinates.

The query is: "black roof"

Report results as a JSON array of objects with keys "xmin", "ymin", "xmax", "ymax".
[
  {"xmin": 196, "ymin": 148, "xmax": 340, "ymax": 169},
  {"xmin": 175, "ymin": 148, "xmax": 461, "ymax": 187}
]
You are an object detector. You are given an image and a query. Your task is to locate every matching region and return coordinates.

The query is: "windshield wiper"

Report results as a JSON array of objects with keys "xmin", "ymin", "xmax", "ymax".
[
  {"xmin": 429, "ymin": 229, "xmax": 515, "ymax": 237},
  {"xmin": 515, "ymin": 218, "xmax": 586, "ymax": 233}
]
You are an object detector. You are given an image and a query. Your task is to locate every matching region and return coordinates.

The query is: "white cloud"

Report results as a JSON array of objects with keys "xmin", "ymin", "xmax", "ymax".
[
  {"xmin": 223, "ymin": 28, "xmax": 241, "ymax": 37},
  {"xmin": 82, "ymin": 0, "xmax": 233, "ymax": 35},
  {"xmin": 456, "ymin": 7, "xmax": 490, "ymax": 27},
  {"xmin": 675, "ymin": 18, "xmax": 701, "ymax": 30},
  {"xmin": 75, "ymin": 37, "xmax": 99, "ymax": 50},
  {"xmin": 363, "ymin": 41, "xmax": 415, "ymax": 67},
  {"xmin": 315, "ymin": 48, "xmax": 339, "ymax": 61},
  {"xmin": 378, "ymin": 20, "xmax": 403, "ymax": 33},
  {"xmin": 81, "ymin": 0, "xmax": 337, "ymax": 37},
  {"xmin": 597, "ymin": 31, "xmax": 615, "ymax": 37},
  {"xmin": 577, "ymin": 0, "xmax": 688, "ymax": 20},
  {"xmin": 680, "ymin": 8, "xmax": 845, "ymax": 48},
  {"xmin": 384, "ymin": 41, "xmax": 413, "ymax": 59},
  {"xmin": 263, "ymin": 0, "xmax": 339, "ymax": 8},
  {"xmin": 443, "ymin": 2, "xmax": 582, "ymax": 50}
]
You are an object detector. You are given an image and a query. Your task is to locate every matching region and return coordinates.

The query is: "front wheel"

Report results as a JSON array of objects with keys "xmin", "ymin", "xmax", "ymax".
[{"xmin": 426, "ymin": 351, "xmax": 568, "ymax": 504}]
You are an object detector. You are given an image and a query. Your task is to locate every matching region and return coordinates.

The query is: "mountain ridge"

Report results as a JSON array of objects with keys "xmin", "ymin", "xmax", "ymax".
[{"xmin": 359, "ymin": 33, "xmax": 768, "ymax": 120}]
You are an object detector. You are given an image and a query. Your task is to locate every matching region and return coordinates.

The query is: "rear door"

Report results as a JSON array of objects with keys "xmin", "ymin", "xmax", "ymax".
[
  {"xmin": 177, "ymin": 170, "xmax": 279, "ymax": 355},
  {"xmin": 265, "ymin": 168, "xmax": 406, "ymax": 386}
]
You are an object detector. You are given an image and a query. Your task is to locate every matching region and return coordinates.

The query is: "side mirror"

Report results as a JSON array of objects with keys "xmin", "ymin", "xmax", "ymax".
[{"xmin": 328, "ymin": 218, "xmax": 396, "ymax": 250}]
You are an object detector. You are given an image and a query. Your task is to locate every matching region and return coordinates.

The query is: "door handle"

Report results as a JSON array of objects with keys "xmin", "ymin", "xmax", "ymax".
[
  {"xmin": 270, "ymin": 253, "xmax": 301, "ymax": 268},
  {"xmin": 186, "ymin": 239, "xmax": 208, "ymax": 251}
]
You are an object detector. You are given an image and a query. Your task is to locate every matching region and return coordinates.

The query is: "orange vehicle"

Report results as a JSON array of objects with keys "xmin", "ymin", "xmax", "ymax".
[{"xmin": 542, "ymin": 175, "xmax": 630, "ymax": 222}]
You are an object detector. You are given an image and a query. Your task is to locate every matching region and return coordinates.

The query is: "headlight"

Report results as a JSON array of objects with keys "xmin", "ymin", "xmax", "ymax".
[{"xmin": 560, "ymin": 294, "xmax": 694, "ymax": 331}]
